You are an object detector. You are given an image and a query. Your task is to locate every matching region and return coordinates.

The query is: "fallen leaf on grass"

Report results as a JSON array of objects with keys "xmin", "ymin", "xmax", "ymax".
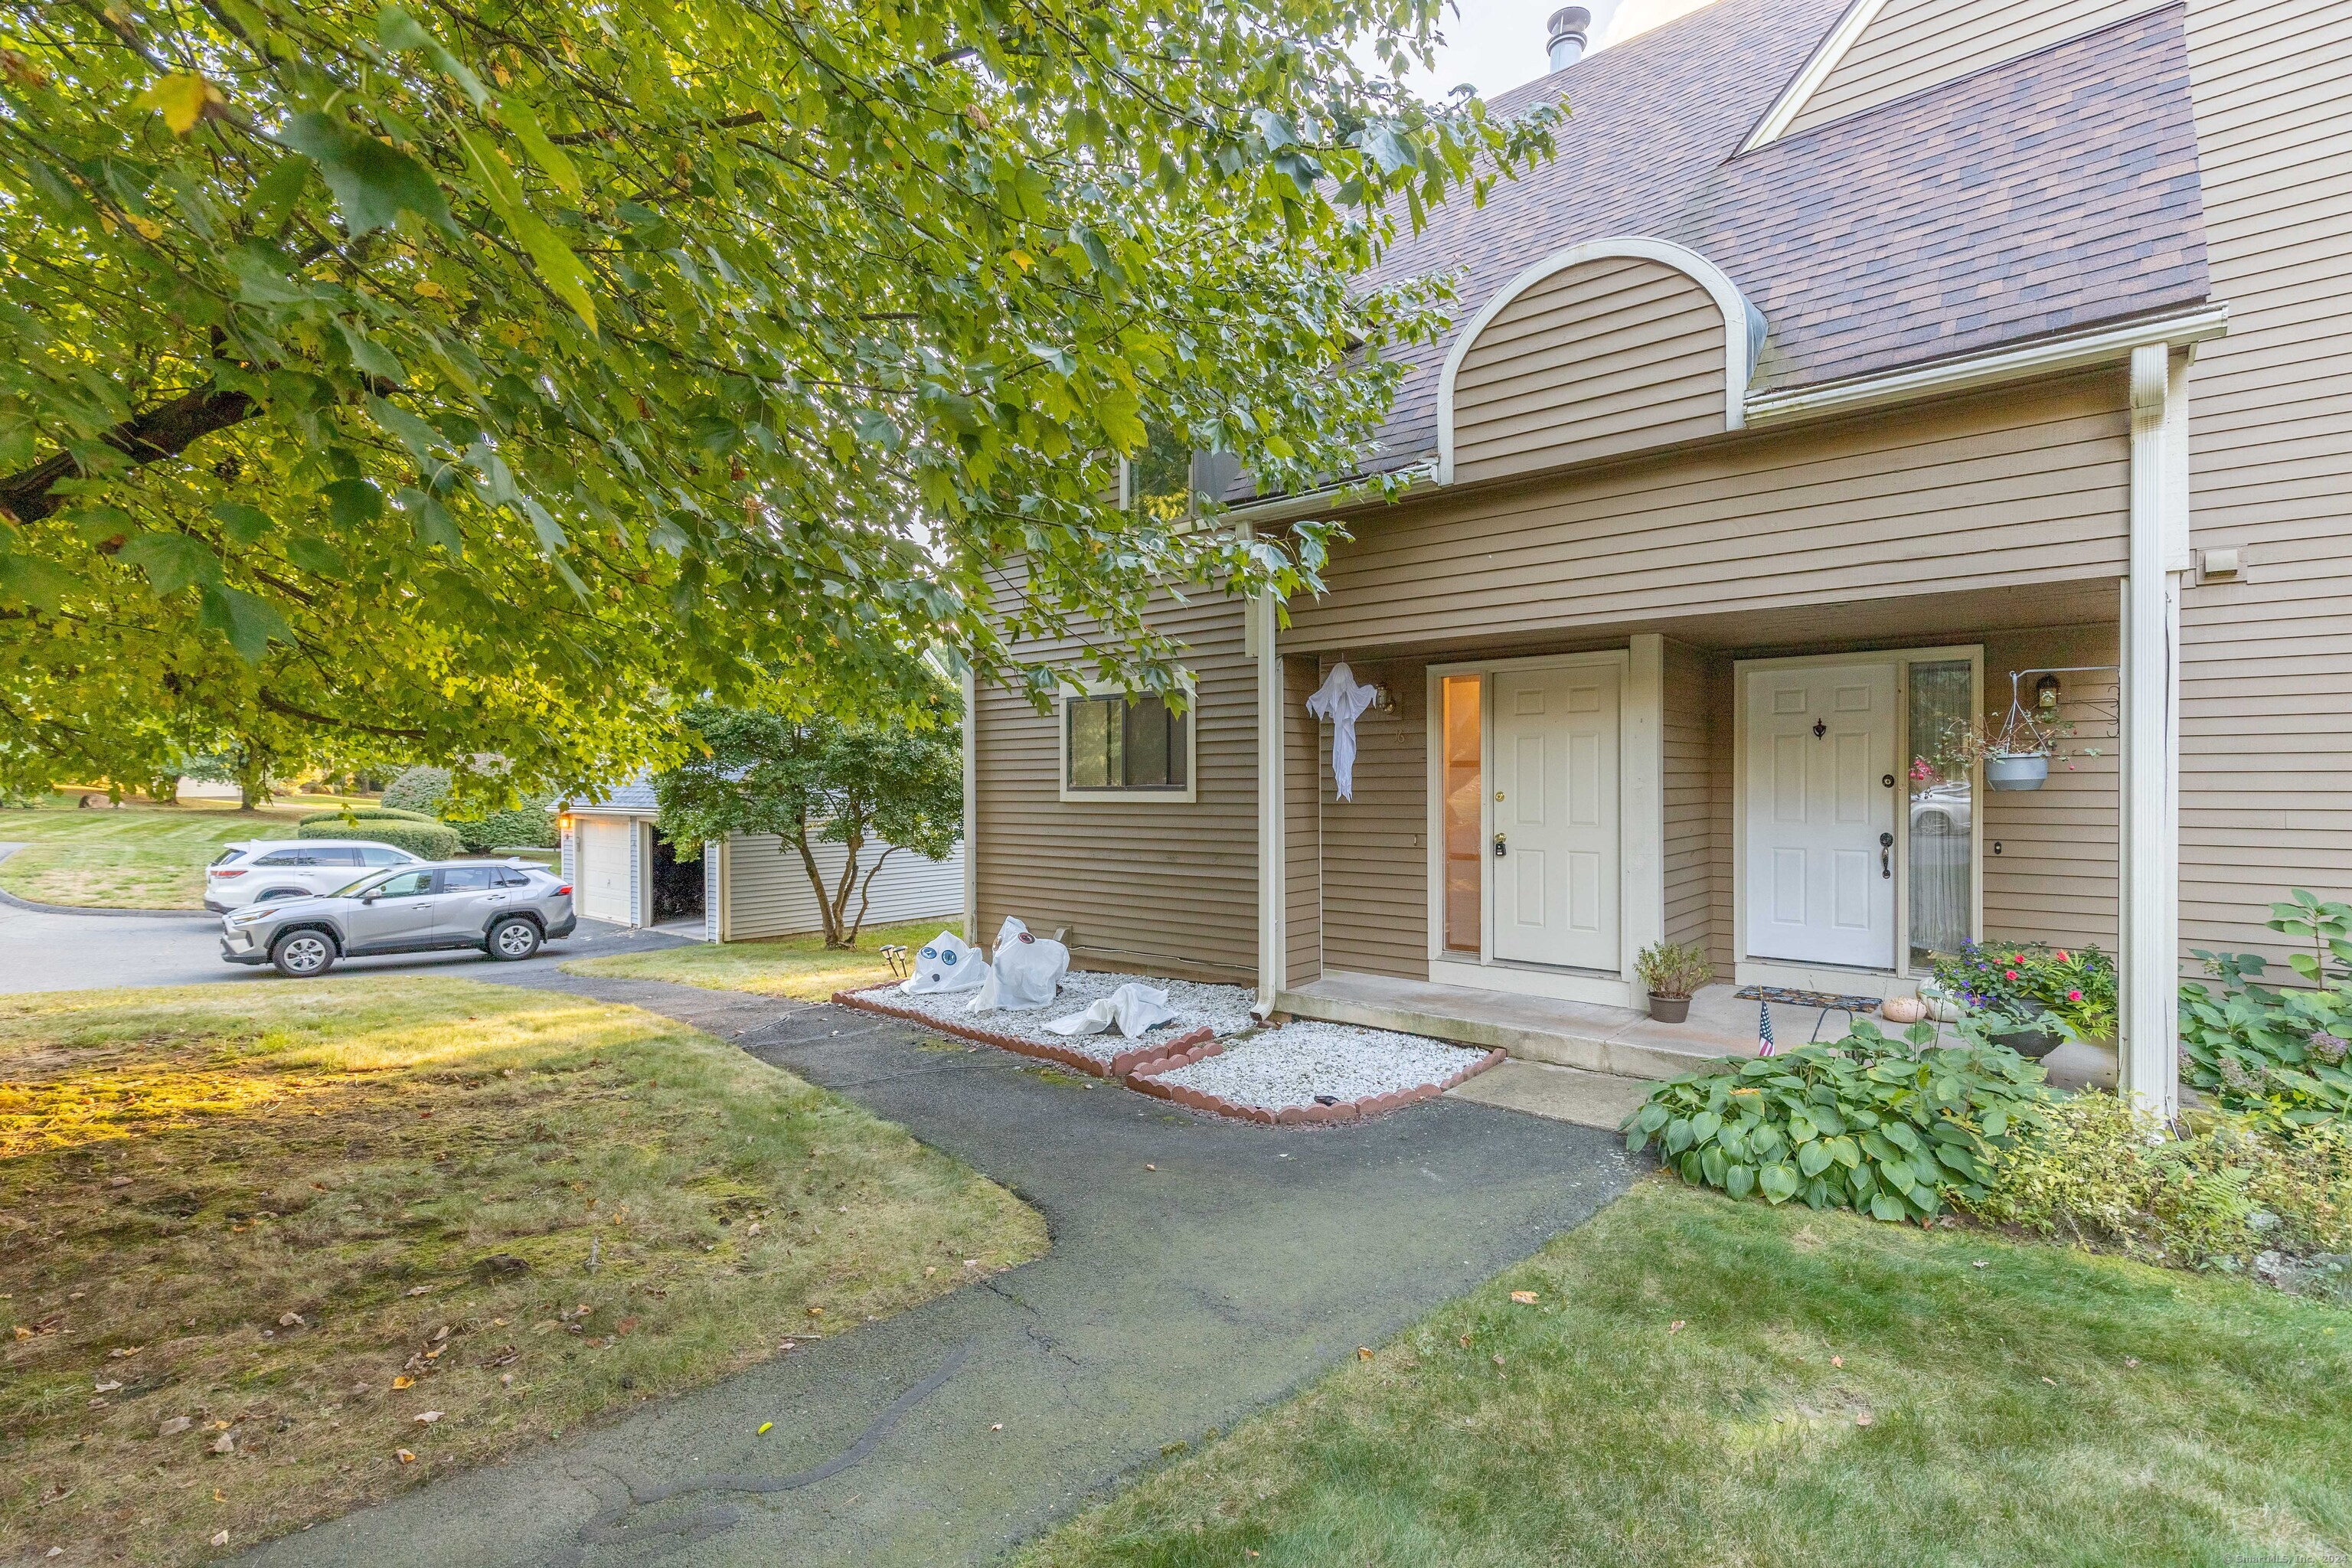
[
  {"xmin": 158, "ymin": 1416, "xmax": 191, "ymax": 1436},
  {"xmin": 396, "ymin": 1449, "xmax": 415, "ymax": 1464},
  {"xmin": 1855, "ymin": 1412, "xmax": 1873, "ymax": 1428},
  {"xmin": 209, "ymin": 1432, "xmax": 235, "ymax": 1455},
  {"xmin": 278, "ymin": 1312, "xmax": 304, "ymax": 1328},
  {"xmin": 406, "ymin": 1286, "xmax": 431, "ymax": 1297},
  {"xmin": 413, "ymin": 1411, "xmax": 443, "ymax": 1426},
  {"xmin": 1357, "ymin": 1347, "xmax": 1374, "ymax": 1360},
  {"xmin": 432, "ymin": 1325, "xmax": 450, "ymax": 1342},
  {"xmin": 2042, "ymin": 1377, "xmax": 2058, "ymax": 1386},
  {"xmin": 1831, "ymin": 1355, "xmax": 1844, "ymax": 1367},
  {"xmin": 1511, "ymin": 1291, "xmax": 1538, "ymax": 1304},
  {"xmin": 989, "ymin": 1423, "xmax": 1003, "ymax": 1432},
  {"xmin": 1491, "ymin": 1354, "xmax": 1505, "ymax": 1367},
  {"xmin": 615, "ymin": 1316, "xmax": 638, "ymax": 1336},
  {"xmin": 391, "ymin": 1377, "xmax": 415, "ymax": 1390},
  {"xmin": 2125, "ymin": 1357, "xmax": 2141, "ymax": 1368},
  {"xmin": 94, "ymin": 1380, "xmax": 122, "ymax": 1393},
  {"xmin": 757, "ymin": 1422, "xmax": 773, "ymax": 1435},
  {"xmin": 211, "ymin": 1530, "xmax": 230, "ymax": 1547},
  {"xmin": 1668, "ymin": 1321, "xmax": 1684, "ymax": 1334}
]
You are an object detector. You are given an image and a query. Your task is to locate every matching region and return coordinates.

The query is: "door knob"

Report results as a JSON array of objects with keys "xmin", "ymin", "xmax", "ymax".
[
  {"xmin": 1493, "ymin": 834, "xmax": 1508, "ymax": 858},
  {"xmin": 1879, "ymin": 830, "xmax": 1894, "ymax": 879}
]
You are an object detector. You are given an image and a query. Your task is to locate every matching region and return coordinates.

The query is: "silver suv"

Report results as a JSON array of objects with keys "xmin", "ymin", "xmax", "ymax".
[{"xmin": 219, "ymin": 860, "xmax": 577, "ymax": 978}]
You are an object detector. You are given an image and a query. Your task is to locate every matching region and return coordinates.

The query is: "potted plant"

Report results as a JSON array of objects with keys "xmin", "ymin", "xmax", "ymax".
[
  {"xmin": 1926, "ymin": 940, "xmax": 2112, "ymax": 1057},
  {"xmin": 1635, "ymin": 939, "xmax": 1713, "ymax": 1024},
  {"xmin": 1934, "ymin": 678, "xmax": 2105, "ymax": 793}
]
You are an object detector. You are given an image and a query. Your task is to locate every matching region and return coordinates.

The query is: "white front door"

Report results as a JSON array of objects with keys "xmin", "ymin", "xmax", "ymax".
[
  {"xmin": 1491, "ymin": 665, "xmax": 1619, "ymax": 969},
  {"xmin": 578, "ymin": 818, "xmax": 633, "ymax": 924},
  {"xmin": 1745, "ymin": 663, "xmax": 1898, "ymax": 969}
]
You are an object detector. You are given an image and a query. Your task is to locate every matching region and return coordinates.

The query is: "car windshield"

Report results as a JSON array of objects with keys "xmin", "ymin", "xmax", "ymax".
[{"xmin": 327, "ymin": 871, "xmax": 394, "ymax": 899}]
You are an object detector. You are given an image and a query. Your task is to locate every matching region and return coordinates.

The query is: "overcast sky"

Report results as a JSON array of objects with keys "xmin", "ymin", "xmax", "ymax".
[{"xmin": 1383, "ymin": 0, "xmax": 1723, "ymax": 100}]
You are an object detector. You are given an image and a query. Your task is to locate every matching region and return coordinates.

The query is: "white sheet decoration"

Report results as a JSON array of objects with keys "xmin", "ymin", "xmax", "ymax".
[
  {"xmin": 1044, "ymin": 982, "xmax": 1179, "ymax": 1040},
  {"xmin": 969, "ymin": 916, "xmax": 1070, "ymax": 1011},
  {"xmin": 901, "ymin": 931, "xmax": 986, "ymax": 994},
  {"xmin": 1306, "ymin": 661, "xmax": 1380, "ymax": 802}
]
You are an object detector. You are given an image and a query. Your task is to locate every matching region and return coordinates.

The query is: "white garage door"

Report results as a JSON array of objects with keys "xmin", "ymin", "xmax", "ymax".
[{"xmin": 577, "ymin": 818, "xmax": 634, "ymax": 925}]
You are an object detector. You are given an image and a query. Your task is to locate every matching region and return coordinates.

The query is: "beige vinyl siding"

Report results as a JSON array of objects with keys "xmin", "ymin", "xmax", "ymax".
[
  {"xmin": 2177, "ymin": 0, "xmax": 2352, "ymax": 964},
  {"xmin": 1978, "ymin": 626, "xmax": 2122, "ymax": 955},
  {"xmin": 1661, "ymin": 639, "xmax": 1719, "ymax": 964},
  {"xmin": 1289, "ymin": 374, "xmax": 2132, "ymax": 654},
  {"xmin": 1317, "ymin": 657, "xmax": 1430, "ymax": 981},
  {"xmin": 972, "ymin": 590, "xmax": 1257, "ymax": 982},
  {"xmin": 1451, "ymin": 256, "xmax": 1727, "ymax": 485},
  {"xmin": 1783, "ymin": 0, "xmax": 2159, "ymax": 136},
  {"xmin": 721, "ymin": 835, "xmax": 964, "ymax": 941},
  {"xmin": 1282, "ymin": 655, "xmax": 1323, "ymax": 985}
]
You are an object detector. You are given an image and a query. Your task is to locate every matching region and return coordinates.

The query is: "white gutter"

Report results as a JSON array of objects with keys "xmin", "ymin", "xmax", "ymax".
[
  {"xmin": 1743, "ymin": 303, "xmax": 2231, "ymax": 426},
  {"xmin": 1224, "ymin": 460, "xmax": 1436, "ymax": 525}
]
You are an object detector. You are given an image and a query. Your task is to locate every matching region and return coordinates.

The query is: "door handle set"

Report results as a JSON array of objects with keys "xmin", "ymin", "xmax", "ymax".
[
  {"xmin": 1493, "ymin": 834, "xmax": 1508, "ymax": 858},
  {"xmin": 1879, "ymin": 831, "xmax": 1894, "ymax": 879}
]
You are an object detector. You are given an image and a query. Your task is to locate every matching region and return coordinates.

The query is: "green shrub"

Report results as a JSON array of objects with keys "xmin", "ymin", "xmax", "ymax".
[
  {"xmin": 1622, "ymin": 1020, "xmax": 2050, "ymax": 1222},
  {"xmin": 1972, "ymin": 1090, "xmax": 2352, "ymax": 1267},
  {"xmin": 2177, "ymin": 957, "xmax": 2352, "ymax": 1127},
  {"xmin": 295, "ymin": 808, "xmax": 459, "ymax": 860},
  {"xmin": 1929, "ymin": 939, "xmax": 2116, "ymax": 1038},
  {"xmin": 1633, "ymin": 939, "xmax": 1712, "ymax": 998},
  {"xmin": 378, "ymin": 765, "xmax": 452, "ymax": 815},
  {"xmin": 448, "ymin": 804, "xmax": 556, "ymax": 853}
]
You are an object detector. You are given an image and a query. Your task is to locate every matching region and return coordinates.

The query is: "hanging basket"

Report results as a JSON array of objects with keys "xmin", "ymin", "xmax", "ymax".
[{"xmin": 1984, "ymin": 750, "xmax": 2050, "ymax": 792}]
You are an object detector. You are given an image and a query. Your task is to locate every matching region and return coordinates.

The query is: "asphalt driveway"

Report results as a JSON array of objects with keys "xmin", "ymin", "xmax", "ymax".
[{"xmin": 237, "ymin": 971, "xmax": 1636, "ymax": 1567}]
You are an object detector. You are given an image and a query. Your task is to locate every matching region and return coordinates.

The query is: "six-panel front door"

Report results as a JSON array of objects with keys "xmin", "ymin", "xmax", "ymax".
[
  {"xmin": 1491, "ymin": 665, "xmax": 1619, "ymax": 970},
  {"xmin": 1745, "ymin": 662, "xmax": 1898, "ymax": 969}
]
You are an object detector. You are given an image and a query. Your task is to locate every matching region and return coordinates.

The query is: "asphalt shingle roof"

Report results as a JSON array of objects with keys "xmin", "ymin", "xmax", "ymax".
[
  {"xmin": 567, "ymin": 774, "xmax": 658, "ymax": 813},
  {"xmin": 1347, "ymin": 0, "xmax": 2208, "ymax": 478}
]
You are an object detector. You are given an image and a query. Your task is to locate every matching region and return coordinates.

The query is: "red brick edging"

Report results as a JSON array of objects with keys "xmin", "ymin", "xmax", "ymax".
[
  {"xmin": 1123, "ymin": 1046, "xmax": 1508, "ymax": 1125},
  {"xmin": 831, "ymin": 985, "xmax": 1219, "ymax": 1079}
]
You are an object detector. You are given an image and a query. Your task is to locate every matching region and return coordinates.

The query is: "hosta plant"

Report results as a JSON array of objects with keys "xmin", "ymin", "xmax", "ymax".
[
  {"xmin": 2178, "ymin": 952, "xmax": 2352, "ymax": 1127},
  {"xmin": 1622, "ymin": 1021, "xmax": 2051, "ymax": 1222}
]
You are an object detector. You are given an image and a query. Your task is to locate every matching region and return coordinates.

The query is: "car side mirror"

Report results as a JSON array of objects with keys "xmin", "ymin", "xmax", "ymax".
[{"xmin": 361, "ymin": 892, "xmax": 380, "ymax": 904}]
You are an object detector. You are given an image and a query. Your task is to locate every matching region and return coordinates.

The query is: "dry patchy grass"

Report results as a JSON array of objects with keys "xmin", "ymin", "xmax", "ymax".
[
  {"xmin": 0, "ymin": 978, "xmax": 1045, "ymax": 1565},
  {"xmin": 0, "ymin": 801, "xmax": 360, "ymax": 910},
  {"xmin": 562, "ymin": 918, "xmax": 954, "ymax": 1001}
]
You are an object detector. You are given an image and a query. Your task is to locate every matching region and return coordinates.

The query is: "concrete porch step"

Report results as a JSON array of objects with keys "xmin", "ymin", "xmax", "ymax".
[{"xmin": 1276, "ymin": 971, "xmax": 1785, "ymax": 1084}]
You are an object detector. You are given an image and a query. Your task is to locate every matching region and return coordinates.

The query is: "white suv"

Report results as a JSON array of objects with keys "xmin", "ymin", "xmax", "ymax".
[{"xmin": 205, "ymin": 841, "xmax": 419, "ymax": 912}]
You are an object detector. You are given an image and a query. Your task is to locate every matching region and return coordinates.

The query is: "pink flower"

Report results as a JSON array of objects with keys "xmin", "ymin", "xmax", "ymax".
[
  {"xmin": 2004, "ymin": 969, "xmax": 2020, "ymax": 982},
  {"xmin": 2056, "ymin": 950, "xmax": 2071, "ymax": 962},
  {"xmin": 2068, "ymin": 990, "xmax": 2083, "ymax": 1003}
]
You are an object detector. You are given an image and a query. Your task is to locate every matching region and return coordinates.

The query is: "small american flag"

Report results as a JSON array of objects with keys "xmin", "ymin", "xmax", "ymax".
[{"xmin": 1757, "ymin": 998, "xmax": 1777, "ymax": 1057}]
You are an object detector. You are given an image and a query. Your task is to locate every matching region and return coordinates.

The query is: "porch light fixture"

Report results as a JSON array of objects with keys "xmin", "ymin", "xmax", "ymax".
[{"xmin": 2033, "ymin": 673, "xmax": 2063, "ymax": 710}]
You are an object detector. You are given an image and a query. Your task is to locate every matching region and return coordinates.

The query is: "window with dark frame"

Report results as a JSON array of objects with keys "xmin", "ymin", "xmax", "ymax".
[{"xmin": 1065, "ymin": 692, "xmax": 1190, "ymax": 793}]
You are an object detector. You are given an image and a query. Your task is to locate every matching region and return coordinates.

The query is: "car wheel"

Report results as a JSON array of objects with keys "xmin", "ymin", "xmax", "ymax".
[
  {"xmin": 270, "ymin": 929, "xmax": 336, "ymax": 978},
  {"xmin": 488, "ymin": 916, "xmax": 543, "ymax": 962}
]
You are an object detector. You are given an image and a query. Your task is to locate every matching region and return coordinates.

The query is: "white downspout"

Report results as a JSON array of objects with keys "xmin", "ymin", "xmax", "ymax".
[
  {"xmin": 1251, "ymin": 590, "xmax": 1285, "ymax": 1015},
  {"xmin": 2120, "ymin": 342, "xmax": 2185, "ymax": 1124},
  {"xmin": 962, "ymin": 667, "xmax": 979, "ymax": 946}
]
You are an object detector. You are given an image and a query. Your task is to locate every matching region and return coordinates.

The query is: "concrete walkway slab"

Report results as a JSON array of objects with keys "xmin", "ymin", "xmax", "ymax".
[
  {"xmin": 1446, "ymin": 1058, "xmax": 1655, "ymax": 1131},
  {"xmin": 239, "ymin": 973, "xmax": 1634, "ymax": 1567}
]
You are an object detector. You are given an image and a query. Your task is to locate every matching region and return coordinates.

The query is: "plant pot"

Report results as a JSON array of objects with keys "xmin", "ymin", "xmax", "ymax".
[
  {"xmin": 1985, "ymin": 751, "xmax": 2050, "ymax": 792},
  {"xmin": 1988, "ymin": 999, "xmax": 2064, "ymax": 1059},
  {"xmin": 1648, "ymin": 993, "xmax": 1691, "ymax": 1024}
]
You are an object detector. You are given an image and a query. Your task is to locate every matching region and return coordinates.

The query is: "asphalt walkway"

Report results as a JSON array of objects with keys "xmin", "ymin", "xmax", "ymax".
[{"xmin": 243, "ymin": 969, "xmax": 1635, "ymax": 1566}]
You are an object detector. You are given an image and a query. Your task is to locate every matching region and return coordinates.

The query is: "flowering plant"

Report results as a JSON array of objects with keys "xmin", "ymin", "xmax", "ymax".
[
  {"xmin": 1929, "ymin": 940, "xmax": 2117, "ymax": 1038},
  {"xmin": 2180, "ymin": 950, "xmax": 2352, "ymax": 1126},
  {"xmin": 1932, "ymin": 713, "xmax": 2102, "ymax": 772}
]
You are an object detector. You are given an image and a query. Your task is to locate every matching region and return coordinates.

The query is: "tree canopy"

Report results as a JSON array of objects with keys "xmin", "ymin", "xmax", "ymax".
[
  {"xmin": 655, "ymin": 694, "xmax": 962, "ymax": 947},
  {"xmin": 0, "ymin": 0, "xmax": 1554, "ymax": 799}
]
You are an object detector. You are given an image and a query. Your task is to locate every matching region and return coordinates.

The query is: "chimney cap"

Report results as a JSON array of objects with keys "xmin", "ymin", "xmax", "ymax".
[{"xmin": 1547, "ymin": 6, "xmax": 1592, "ymax": 69}]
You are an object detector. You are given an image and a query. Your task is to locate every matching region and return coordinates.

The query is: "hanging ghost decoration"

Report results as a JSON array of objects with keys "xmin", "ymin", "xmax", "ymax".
[
  {"xmin": 902, "ymin": 931, "xmax": 987, "ymax": 994},
  {"xmin": 969, "ymin": 916, "xmax": 1070, "ymax": 1011},
  {"xmin": 1307, "ymin": 662, "xmax": 1381, "ymax": 802}
]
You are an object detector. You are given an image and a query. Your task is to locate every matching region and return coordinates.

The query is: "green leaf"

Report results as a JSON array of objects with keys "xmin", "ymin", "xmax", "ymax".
[
  {"xmin": 211, "ymin": 501, "xmax": 271, "ymax": 545},
  {"xmin": 1723, "ymin": 1162, "xmax": 1756, "ymax": 1200},
  {"xmin": 458, "ymin": 129, "xmax": 597, "ymax": 331},
  {"xmin": 197, "ymin": 583, "xmax": 292, "ymax": 662},
  {"xmin": 376, "ymin": 6, "xmax": 488, "ymax": 106},
  {"xmin": 0, "ymin": 552, "xmax": 83, "ymax": 609},
  {"xmin": 280, "ymin": 113, "xmax": 453, "ymax": 237},
  {"xmin": 1758, "ymin": 1164, "xmax": 1800, "ymax": 1204},
  {"xmin": 1699, "ymin": 1146, "xmax": 1728, "ymax": 1187},
  {"xmin": 1664, "ymin": 1117, "xmax": 1693, "ymax": 1157},
  {"xmin": 1869, "ymin": 1192, "xmax": 1906, "ymax": 1223},
  {"xmin": 321, "ymin": 479, "xmax": 385, "ymax": 527},
  {"xmin": 851, "ymin": 407, "xmax": 901, "ymax": 449},
  {"xmin": 286, "ymin": 536, "xmax": 347, "ymax": 577},
  {"xmin": 118, "ymin": 531, "xmax": 221, "ymax": 596},
  {"xmin": 337, "ymin": 322, "xmax": 410, "ymax": 384},
  {"xmin": 498, "ymin": 102, "xmax": 582, "ymax": 198},
  {"xmin": 1796, "ymin": 1139, "xmax": 1833, "ymax": 1178},
  {"xmin": 1096, "ymin": 387, "xmax": 1145, "ymax": 453},
  {"xmin": 368, "ymin": 395, "xmax": 445, "ymax": 465},
  {"xmin": 397, "ymin": 486, "xmax": 463, "ymax": 557}
]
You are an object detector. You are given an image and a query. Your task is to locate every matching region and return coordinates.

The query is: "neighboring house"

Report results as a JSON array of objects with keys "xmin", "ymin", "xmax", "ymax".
[
  {"xmin": 969, "ymin": 0, "xmax": 2350, "ymax": 1120},
  {"xmin": 560, "ymin": 778, "xmax": 965, "ymax": 939}
]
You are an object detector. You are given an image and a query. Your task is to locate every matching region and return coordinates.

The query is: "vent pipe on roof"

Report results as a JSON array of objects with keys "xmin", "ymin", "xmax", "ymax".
[{"xmin": 1547, "ymin": 6, "xmax": 1591, "ymax": 70}]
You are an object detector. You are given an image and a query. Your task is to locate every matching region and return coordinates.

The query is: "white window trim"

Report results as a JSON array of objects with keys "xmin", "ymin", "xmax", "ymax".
[
  {"xmin": 1729, "ymin": 645, "xmax": 1984, "ymax": 992},
  {"xmin": 1057, "ymin": 680, "xmax": 1199, "ymax": 804},
  {"xmin": 1736, "ymin": 0, "xmax": 1892, "ymax": 154}
]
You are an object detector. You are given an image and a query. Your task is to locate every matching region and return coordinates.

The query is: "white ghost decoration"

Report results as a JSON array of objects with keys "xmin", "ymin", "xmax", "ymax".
[
  {"xmin": 1307, "ymin": 661, "xmax": 1381, "ymax": 802},
  {"xmin": 901, "ymin": 930, "xmax": 986, "ymax": 994},
  {"xmin": 1044, "ymin": 982, "xmax": 1179, "ymax": 1041},
  {"xmin": 969, "ymin": 916, "xmax": 1070, "ymax": 1011}
]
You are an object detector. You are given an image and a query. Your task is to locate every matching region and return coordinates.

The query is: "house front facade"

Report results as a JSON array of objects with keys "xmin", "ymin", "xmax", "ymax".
[{"xmin": 967, "ymin": 0, "xmax": 2352, "ymax": 1119}]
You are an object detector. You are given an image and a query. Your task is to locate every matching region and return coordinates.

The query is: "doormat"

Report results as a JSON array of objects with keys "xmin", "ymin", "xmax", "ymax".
[{"xmin": 1733, "ymin": 985, "xmax": 1884, "ymax": 1013}]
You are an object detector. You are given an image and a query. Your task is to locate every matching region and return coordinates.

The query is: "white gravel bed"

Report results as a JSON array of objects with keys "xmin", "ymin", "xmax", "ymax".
[
  {"xmin": 1151, "ymin": 1021, "xmax": 1489, "ymax": 1112},
  {"xmin": 855, "ymin": 969, "xmax": 1258, "ymax": 1063}
]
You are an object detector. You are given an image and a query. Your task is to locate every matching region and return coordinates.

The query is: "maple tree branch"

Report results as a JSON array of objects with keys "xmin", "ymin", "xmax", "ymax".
[{"xmin": 0, "ymin": 387, "xmax": 256, "ymax": 524}]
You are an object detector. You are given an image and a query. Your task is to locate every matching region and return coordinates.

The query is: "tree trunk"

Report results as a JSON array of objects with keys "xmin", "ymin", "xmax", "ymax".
[
  {"xmin": 824, "ymin": 828, "xmax": 865, "ymax": 949},
  {"xmin": 847, "ymin": 844, "xmax": 904, "ymax": 947},
  {"xmin": 786, "ymin": 818, "xmax": 838, "ymax": 947}
]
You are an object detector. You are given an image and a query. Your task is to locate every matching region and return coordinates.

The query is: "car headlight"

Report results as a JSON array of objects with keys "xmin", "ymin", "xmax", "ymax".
[{"xmin": 228, "ymin": 906, "xmax": 279, "ymax": 925}]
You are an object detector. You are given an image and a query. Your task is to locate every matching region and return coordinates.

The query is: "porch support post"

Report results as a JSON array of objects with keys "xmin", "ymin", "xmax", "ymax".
[
  {"xmin": 2120, "ymin": 343, "xmax": 2187, "ymax": 1122},
  {"xmin": 1623, "ymin": 635, "xmax": 1667, "ymax": 994},
  {"xmin": 961, "ymin": 667, "xmax": 978, "ymax": 946},
  {"xmin": 1250, "ymin": 592, "xmax": 1286, "ymax": 1013}
]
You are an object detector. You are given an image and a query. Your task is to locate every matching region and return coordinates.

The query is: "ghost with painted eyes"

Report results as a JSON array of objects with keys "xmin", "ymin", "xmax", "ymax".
[{"xmin": 901, "ymin": 930, "xmax": 987, "ymax": 994}]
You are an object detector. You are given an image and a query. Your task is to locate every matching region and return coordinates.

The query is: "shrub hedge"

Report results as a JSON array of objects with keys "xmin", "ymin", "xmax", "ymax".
[
  {"xmin": 295, "ymin": 807, "xmax": 459, "ymax": 860},
  {"xmin": 449, "ymin": 805, "xmax": 556, "ymax": 852},
  {"xmin": 378, "ymin": 766, "xmax": 452, "ymax": 815}
]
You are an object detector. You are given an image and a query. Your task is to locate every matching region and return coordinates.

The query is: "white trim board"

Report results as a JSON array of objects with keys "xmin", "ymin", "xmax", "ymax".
[
  {"xmin": 1054, "ymin": 678, "xmax": 1199, "ymax": 805},
  {"xmin": 1436, "ymin": 236, "xmax": 1762, "ymax": 484},
  {"xmin": 1737, "ymin": 0, "xmax": 1892, "ymax": 154}
]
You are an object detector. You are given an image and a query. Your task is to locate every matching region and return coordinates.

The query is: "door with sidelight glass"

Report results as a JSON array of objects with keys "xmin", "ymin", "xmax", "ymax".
[{"xmin": 1745, "ymin": 662, "xmax": 1899, "ymax": 969}]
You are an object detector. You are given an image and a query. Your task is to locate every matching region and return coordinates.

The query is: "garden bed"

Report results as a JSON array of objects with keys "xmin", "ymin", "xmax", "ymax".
[
  {"xmin": 1132, "ymin": 1021, "xmax": 1501, "ymax": 1125},
  {"xmin": 832, "ymin": 969, "xmax": 1256, "ymax": 1078}
]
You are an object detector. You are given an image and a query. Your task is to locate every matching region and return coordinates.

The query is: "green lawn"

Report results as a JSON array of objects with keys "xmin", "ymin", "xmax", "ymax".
[
  {"xmin": 0, "ymin": 978, "xmax": 1044, "ymax": 1566},
  {"xmin": 1019, "ymin": 1178, "xmax": 2352, "ymax": 1568},
  {"xmin": 0, "ymin": 796, "xmax": 374, "ymax": 910},
  {"xmin": 562, "ymin": 918, "xmax": 959, "ymax": 1001}
]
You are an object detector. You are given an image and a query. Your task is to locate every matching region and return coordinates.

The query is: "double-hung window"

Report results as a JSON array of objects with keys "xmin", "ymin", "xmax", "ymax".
[{"xmin": 1060, "ymin": 687, "xmax": 1194, "ymax": 802}]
